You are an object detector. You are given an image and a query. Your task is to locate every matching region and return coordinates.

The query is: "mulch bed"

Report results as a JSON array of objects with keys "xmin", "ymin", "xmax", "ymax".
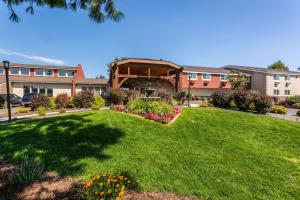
[{"xmin": 0, "ymin": 160, "xmax": 199, "ymax": 200}]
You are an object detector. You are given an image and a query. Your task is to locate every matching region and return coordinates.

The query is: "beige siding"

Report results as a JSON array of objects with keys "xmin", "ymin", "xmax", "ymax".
[
  {"xmin": 11, "ymin": 83, "xmax": 72, "ymax": 97},
  {"xmin": 251, "ymin": 72, "xmax": 267, "ymax": 94},
  {"xmin": 266, "ymin": 74, "xmax": 300, "ymax": 97}
]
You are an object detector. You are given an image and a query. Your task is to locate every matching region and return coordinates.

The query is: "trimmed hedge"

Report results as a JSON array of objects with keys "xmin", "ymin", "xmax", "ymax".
[
  {"xmin": 270, "ymin": 105, "xmax": 288, "ymax": 115},
  {"xmin": 31, "ymin": 94, "xmax": 49, "ymax": 110},
  {"xmin": 73, "ymin": 91, "xmax": 94, "ymax": 108}
]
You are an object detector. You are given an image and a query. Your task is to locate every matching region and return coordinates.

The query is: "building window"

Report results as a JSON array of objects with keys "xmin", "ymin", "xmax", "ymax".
[
  {"xmin": 285, "ymin": 75, "xmax": 291, "ymax": 81},
  {"xmin": 23, "ymin": 85, "xmax": 30, "ymax": 94},
  {"xmin": 220, "ymin": 74, "xmax": 228, "ymax": 81},
  {"xmin": 45, "ymin": 69, "xmax": 53, "ymax": 76},
  {"xmin": 68, "ymin": 71, "xmax": 75, "ymax": 77},
  {"xmin": 35, "ymin": 69, "xmax": 43, "ymax": 76},
  {"xmin": 31, "ymin": 86, "xmax": 39, "ymax": 93},
  {"xmin": 188, "ymin": 73, "xmax": 197, "ymax": 80},
  {"xmin": 101, "ymin": 87, "xmax": 107, "ymax": 96},
  {"xmin": 10, "ymin": 68, "xmax": 19, "ymax": 75},
  {"xmin": 58, "ymin": 70, "xmax": 67, "ymax": 77},
  {"xmin": 274, "ymin": 74, "xmax": 280, "ymax": 80},
  {"xmin": 82, "ymin": 87, "xmax": 87, "ymax": 91},
  {"xmin": 284, "ymin": 90, "xmax": 290, "ymax": 96},
  {"xmin": 202, "ymin": 73, "xmax": 211, "ymax": 80},
  {"xmin": 47, "ymin": 87, "xmax": 53, "ymax": 97},
  {"xmin": 274, "ymin": 82, "xmax": 279, "ymax": 87},
  {"xmin": 245, "ymin": 76, "xmax": 251, "ymax": 82},
  {"xmin": 39, "ymin": 86, "xmax": 46, "ymax": 94},
  {"xmin": 0, "ymin": 67, "xmax": 3, "ymax": 74},
  {"xmin": 285, "ymin": 82, "xmax": 290, "ymax": 87},
  {"xmin": 21, "ymin": 68, "xmax": 30, "ymax": 75},
  {"xmin": 273, "ymin": 89, "xmax": 280, "ymax": 96}
]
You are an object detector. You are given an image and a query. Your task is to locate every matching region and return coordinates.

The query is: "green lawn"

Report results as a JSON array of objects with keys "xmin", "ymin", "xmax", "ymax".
[{"xmin": 0, "ymin": 108, "xmax": 299, "ymax": 199}]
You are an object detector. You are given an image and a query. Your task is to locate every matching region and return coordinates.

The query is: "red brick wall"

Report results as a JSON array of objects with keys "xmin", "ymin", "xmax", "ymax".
[
  {"xmin": 54, "ymin": 69, "xmax": 58, "ymax": 77},
  {"xmin": 30, "ymin": 68, "xmax": 35, "ymax": 76},
  {"xmin": 180, "ymin": 72, "xmax": 232, "ymax": 89},
  {"xmin": 75, "ymin": 64, "xmax": 85, "ymax": 79}
]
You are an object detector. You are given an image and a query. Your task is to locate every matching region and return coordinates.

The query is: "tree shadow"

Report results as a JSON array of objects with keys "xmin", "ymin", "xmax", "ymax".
[{"xmin": 0, "ymin": 113, "xmax": 124, "ymax": 177}]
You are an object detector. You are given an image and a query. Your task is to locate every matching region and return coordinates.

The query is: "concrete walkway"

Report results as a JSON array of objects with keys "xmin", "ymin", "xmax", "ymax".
[
  {"xmin": 267, "ymin": 108, "xmax": 300, "ymax": 122},
  {"xmin": 0, "ymin": 107, "xmax": 110, "ymax": 122}
]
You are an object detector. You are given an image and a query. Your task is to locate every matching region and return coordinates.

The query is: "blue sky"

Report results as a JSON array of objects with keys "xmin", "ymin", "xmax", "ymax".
[{"xmin": 1, "ymin": 0, "xmax": 300, "ymax": 78}]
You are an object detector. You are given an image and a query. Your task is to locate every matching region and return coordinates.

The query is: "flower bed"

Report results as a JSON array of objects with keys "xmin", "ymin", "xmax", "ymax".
[{"xmin": 111, "ymin": 100, "xmax": 181, "ymax": 124}]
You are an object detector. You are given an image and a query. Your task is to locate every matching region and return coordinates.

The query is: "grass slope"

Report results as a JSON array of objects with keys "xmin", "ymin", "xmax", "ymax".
[{"xmin": 0, "ymin": 108, "xmax": 299, "ymax": 199}]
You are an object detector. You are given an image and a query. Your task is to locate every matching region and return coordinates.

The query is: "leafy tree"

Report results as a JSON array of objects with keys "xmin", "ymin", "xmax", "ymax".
[
  {"xmin": 107, "ymin": 56, "xmax": 128, "ymax": 73},
  {"xmin": 228, "ymin": 71, "xmax": 247, "ymax": 90},
  {"xmin": 96, "ymin": 75, "xmax": 106, "ymax": 79},
  {"xmin": 268, "ymin": 60, "xmax": 289, "ymax": 71},
  {"xmin": 3, "ymin": 0, "xmax": 123, "ymax": 23}
]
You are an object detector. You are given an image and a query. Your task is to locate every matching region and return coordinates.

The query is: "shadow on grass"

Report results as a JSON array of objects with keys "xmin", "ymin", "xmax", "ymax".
[{"xmin": 0, "ymin": 113, "xmax": 124, "ymax": 177}]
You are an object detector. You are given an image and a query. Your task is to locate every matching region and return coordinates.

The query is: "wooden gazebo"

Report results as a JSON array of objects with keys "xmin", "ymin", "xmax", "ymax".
[{"xmin": 109, "ymin": 58, "xmax": 183, "ymax": 93}]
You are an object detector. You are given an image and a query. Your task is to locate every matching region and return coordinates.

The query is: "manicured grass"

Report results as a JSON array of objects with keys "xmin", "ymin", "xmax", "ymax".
[{"xmin": 0, "ymin": 108, "xmax": 299, "ymax": 199}]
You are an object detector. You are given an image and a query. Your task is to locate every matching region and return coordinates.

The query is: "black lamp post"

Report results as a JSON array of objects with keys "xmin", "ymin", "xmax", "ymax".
[
  {"xmin": 188, "ymin": 73, "xmax": 192, "ymax": 107},
  {"xmin": 3, "ymin": 60, "xmax": 12, "ymax": 122}
]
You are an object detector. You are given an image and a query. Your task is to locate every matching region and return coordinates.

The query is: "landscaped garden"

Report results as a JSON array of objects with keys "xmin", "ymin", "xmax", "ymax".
[{"xmin": 0, "ymin": 108, "xmax": 299, "ymax": 199}]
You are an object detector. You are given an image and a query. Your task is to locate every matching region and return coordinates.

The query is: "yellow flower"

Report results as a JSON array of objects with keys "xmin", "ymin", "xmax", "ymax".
[
  {"xmin": 127, "ymin": 180, "xmax": 131, "ymax": 183},
  {"xmin": 115, "ymin": 189, "xmax": 119, "ymax": 192},
  {"xmin": 116, "ymin": 184, "xmax": 120, "ymax": 188},
  {"xmin": 100, "ymin": 183, "xmax": 103, "ymax": 186},
  {"xmin": 108, "ymin": 189, "xmax": 112, "ymax": 194},
  {"xmin": 100, "ymin": 191, "xmax": 104, "ymax": 196}
]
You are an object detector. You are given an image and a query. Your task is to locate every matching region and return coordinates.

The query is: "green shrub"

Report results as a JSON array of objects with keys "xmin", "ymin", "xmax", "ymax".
[
  {"xmin": 229, "ymin": 99, "xmax": 237, "ymax": 108},
  {"xmin": 91, "ymin": 96, "xmax": 105, "ymax": 110},
  {"xmin": 285, "ymin": 95, "xmax": 300, "ymax": 106},
  {"xmin": 292, "ymin": 102, "xmax": 300, "ymax": 109},
  {"xmin": 31, "ymin": 94, "xmax": 49, "ymax": 110},
  {"xmin": 73, "ymin": 90, "xmax": 94, "ymax": 108},
  {"xmin": 175, "ymin": 91, "xmax": 186, "ymax": 105},
  {"xmin": 82, "ymin": 173, "xmax": 133, "ymax": 200},
  {"xmin": 67, "ymin": 96, "xmax": 75, "ymax": 108},
  {"xmin": 155, "ymin": 90, "xmax": 173, "ymax": 105},
  {"xmin": 232, "ymin": 90, "xmax": 251, "ymax": 111},
  {"xmin": 211, "ymin": 90, "xmax": 231, "ymax": 108},
  {"xmin": 8, "ymin": 156, "xmax": 44, "ymax": 186},
  {"xmin": 110, "ymin": 88, "xmax": 127, "ymax": 105},
  {"xmin": 127, "ymin": 100, "xmax": 172, "ymax": 115},
  {"xmin": 297, "ymin": 110, "xmax": 300, "ymax": 117},
  {"xmin": 252, "ymin": 94, "xmax": 272, "ymax": 114},
  {"xmin": 55, "ymin": 93, "xmax": 69, "ymax": 109},
  {"xmin": 270, "ymin": 105, "xmax": 288, "ymax": 115},
  {"xmin": 17, "ymin": 107, "xmax": 29, "ymax": 113},
  {"xmin": 36, "ymin": 107, "xmax": 47, "ymax": 116},
  {"xmin": 48, "ymin": 97, "xmax": 57, "ymax": 109},
  {"xmin": 248, "ymin": 102, "xmax": 256, "ymax": 111}
]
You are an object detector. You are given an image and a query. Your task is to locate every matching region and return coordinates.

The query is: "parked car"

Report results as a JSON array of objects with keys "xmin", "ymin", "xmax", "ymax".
[
  {"xmin": 0, "ymin": 93, "xmax": 23, "ymax": 107},
  {"xmin": 22, "ymin": 93, "xmax": 39, "ymax": 107}
]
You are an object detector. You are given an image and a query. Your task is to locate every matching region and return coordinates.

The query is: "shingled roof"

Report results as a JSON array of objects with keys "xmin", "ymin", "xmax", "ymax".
[
  {"xmin": 0, "ymin": 63, "xmax": 77, "ymax": 70},
  {"xmin": 182, "ymin": 65, "xmax": 231, "ymax": 74},
  {"xmin": 224, "ymin": 65, "xmax": 300, "ymax": 75}
]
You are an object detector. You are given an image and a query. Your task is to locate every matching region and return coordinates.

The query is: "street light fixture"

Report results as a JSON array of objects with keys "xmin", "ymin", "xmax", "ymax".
[
  {"xmin": 188, "ymin": 73, "xmax": 192, "ymax": 107},
  {"xmin": 3, "ymin": 60, "xmax": 12, "ymax": 122}
]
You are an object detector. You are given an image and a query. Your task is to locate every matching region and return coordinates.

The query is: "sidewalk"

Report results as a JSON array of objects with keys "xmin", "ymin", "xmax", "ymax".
[{"xmin": 0, "ymin": 107, "xmax": 110, "ymax": 122}]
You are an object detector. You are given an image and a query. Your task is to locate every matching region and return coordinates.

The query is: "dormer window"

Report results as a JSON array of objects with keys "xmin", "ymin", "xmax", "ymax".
[
  {"xmin": 58, "ymin": 70, "xmax": 67, "ymax": 77},
  {"xmin": 68, "ymin": 71, "xmax": 75, "ymax": 77},
  {"xmin": 202, "ymin": 73, "xmax": 211, "ymax": 81},
  {"xmin": 21, "ymin": 68, "xmax": 29, "ymax": 75},
  {"xmin": 285, "ymin": 75, "xmax": 291, "ymax": 81},
  {"xmin": 45, "ymin": 69, "xmax": 53, "ymax": 76},
  {"xmin": 220, "ymin": 74, "xmax": 228, "ymax": 81},
  {"xmin": 274, "ymin": 74, "xmax": 280, "ymax": 81},
  {"xmin": 35, "ymin": 68, "xmax": 43, "ymax": 76},
  {"xmin": 10, "ymin": 68, "xmax": 20, "ymax": 75}
]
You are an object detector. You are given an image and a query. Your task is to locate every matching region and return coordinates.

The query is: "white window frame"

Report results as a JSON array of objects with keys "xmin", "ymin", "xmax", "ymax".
[
  {"xmin": 35, "ymin": 68, "xmax": 44, "ymax": 76},
  {"xmin": 220, "ymin": 74, "xmax": 228, "ymax": 81},
  {"xmin": 274, "ymin": 74, "xmax": 280, "ymax": 81},
  {"xmin": 20, "ymin": 68, "xmax": 30, "ymax": 76},
  {"xmin": 285, "ymin": 75, "xmax": 291, "ymax": 81},
  {"xmin": 58, "ymin": 70, "xmax": 67, "ymax": 77},
  {"xmin": 45, "ymin": 69, "xmax": 54, "ymax": 76},
  {"xmin": 10, "ymin": 67, "xmax": 20, "ymax": 75},
  {"xmin": 202, "ymin": 73, "xmax": 211, "ymax": 81},
  {"xmin": 273, "ymin": 89, "xmax": 280, "ymax": 96},
  {"xmin": 284, "ymin": 90, "xmax": 290, "ymax": 96},
  {"xmin": 189, "ymin": 73, "xmax": 197, "ymax": 80}
]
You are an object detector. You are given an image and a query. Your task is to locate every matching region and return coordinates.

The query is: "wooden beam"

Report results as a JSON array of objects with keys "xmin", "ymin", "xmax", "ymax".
[
  {"xmin": 128, "ymin": 67, "xmax": 130, "ymax": 75},
  {"xmin": 148, "ymin": 67, "xmax": 151, "ymax": 78}
]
